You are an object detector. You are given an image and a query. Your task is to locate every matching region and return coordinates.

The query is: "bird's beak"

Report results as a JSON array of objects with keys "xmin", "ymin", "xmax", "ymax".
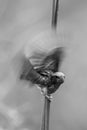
[{"xmin": 53, "ymin": 72, "xmax": 65, "ymax": 82}]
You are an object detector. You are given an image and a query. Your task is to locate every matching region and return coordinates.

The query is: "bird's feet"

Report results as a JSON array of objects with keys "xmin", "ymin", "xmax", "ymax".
[
  {"xmin": 41, "ymin": 87, "xmax": 53, "ymax": 101},
  {"xmin": 45, "ymin": 94, "xmax": 53, "ymax": 101}
]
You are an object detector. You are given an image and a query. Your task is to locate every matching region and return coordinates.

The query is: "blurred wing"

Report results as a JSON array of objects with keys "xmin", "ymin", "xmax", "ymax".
[
  {"xmin": 35, "ymin": 47, "xmax": 64, "ymax": 73},
  {"xmin": 19, "ymin": 55, "xmax": 51, "ymax": 86},
  {"xmin": 16, "ymin": 47, "xmax": 64, "ymax": 86}
]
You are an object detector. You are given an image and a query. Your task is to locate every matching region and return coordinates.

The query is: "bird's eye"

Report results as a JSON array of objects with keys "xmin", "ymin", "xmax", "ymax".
[{"xmin": 55, "ymin": 75, "xmax": 60, "ymax": 79}]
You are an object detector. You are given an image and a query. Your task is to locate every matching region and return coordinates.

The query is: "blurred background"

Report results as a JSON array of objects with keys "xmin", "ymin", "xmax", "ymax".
[{"xmin": 0, "ymin": 0, "xmax": 87, "ymax": 130}]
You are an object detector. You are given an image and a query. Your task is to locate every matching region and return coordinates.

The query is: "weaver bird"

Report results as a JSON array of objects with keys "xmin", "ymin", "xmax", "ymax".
[{"xmin": 20, "ymin": 47, "xmax": 65, "ymax": 95}]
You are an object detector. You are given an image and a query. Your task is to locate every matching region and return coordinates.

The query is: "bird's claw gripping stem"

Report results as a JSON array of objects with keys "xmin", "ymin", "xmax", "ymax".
[
  {"xmin": 40, "ymin": 87, "xmax": 53, "ymax": 101},
  {"xmin": 45, "ymin": 94, "xmax": 53, "ymax": 101}
]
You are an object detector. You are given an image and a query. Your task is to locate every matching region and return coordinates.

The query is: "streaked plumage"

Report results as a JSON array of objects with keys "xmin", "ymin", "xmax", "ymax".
[{"xmin": 20, "ymin": 47, "xmax": 65, "ymax": 94}]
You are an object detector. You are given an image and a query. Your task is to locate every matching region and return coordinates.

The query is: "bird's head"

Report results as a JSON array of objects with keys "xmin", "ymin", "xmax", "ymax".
[{"xmin": 52, "ymin": 72, "xmax": 65, "ymax": 83}]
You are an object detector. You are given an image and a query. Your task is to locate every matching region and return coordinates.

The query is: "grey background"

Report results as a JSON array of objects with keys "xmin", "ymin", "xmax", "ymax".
[{"xmin": 0, "ymin": 0, "xmax": 87, "ymax": 130}]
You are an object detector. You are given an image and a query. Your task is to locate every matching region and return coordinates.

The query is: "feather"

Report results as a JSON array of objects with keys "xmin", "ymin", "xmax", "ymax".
[
  {"xmin": 20, "ymin": 47, "xmax": 65, "ymax": 91},
  {"xmin": 20, "ymin": 56, "xmax": 51, "ymax": 87},
  {"xmin": 34, "ymin": 47, "xmax": 64, "ymax": 73}
]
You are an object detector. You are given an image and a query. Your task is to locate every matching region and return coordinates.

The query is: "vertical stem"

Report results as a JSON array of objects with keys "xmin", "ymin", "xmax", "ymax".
[
  {"xmin": 52, "ymin": 0, "xmax": 59, "ymax": 29},
  {"xmin": 52, "ymin": 0, "xmax": 56, "ymax": 27},
  {"xmin": 41, "ymin": 0, "xmax": 59, "ymax": 130},
  {"xmin": 54, "ymin": 0, "xmax": 59, "ymax": 28},
  {"xmin": 45, "ymin": 96, "xmax": 51, "ymax": 130},
  {"xmin": 41, "ymin": 97, "xmax": 46, "ymax": 130},
  {"xmin": 41, "ymin": 96, "xmax": 51, "ymax": 130}
]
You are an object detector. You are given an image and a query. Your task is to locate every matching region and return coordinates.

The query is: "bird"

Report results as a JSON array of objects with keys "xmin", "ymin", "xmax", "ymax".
[{"xmin": 20, "ymin": 47, "xmax": 65, "ymax": 96}]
